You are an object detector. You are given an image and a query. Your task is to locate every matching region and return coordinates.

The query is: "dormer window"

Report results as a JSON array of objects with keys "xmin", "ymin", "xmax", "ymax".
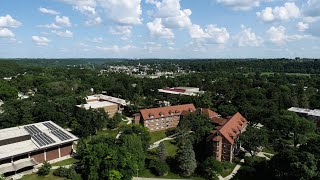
[
  {"xmin": 169, "ymin": 110, "xmax": 174, "ymax": 115},
  {"xmin": 188, "ymin": 108, "xmax": 193, "ymax": 112},
  {"xmin": 149, "ymin": 113, "xmax": 154, "ymax": 118},
  {"xmin": 175, "ymin": 110, "xmax": 180, "ymax": 114},
  {"xmin": 159, "ymin": 112, "xmax": 164, "ymax": 117}
]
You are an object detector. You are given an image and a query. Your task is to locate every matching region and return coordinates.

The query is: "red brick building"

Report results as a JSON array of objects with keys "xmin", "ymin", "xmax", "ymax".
[
  {"xmin": 135, "ymin": 104, "xmax": 196, "ymax": 132},
  {"xmin": 206, "ymin": 111, "xmax": 248, "ymax": 162},
  {"xmin": 0, "ymin": 121, "xmax": 78, "ymax": 176}
]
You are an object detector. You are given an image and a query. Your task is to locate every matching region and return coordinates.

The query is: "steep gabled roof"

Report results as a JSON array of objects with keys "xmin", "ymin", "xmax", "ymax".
[
  {"xmin": 218, "ymin": 112, "xmax": 248, "ymax": 144},
  {"xmin": 140, "ymin": 104, "xmax": 196, "ymax": 120},
  {"xmin": 201, "ymin": 108, "xmax": 218, "ymax": 118}
]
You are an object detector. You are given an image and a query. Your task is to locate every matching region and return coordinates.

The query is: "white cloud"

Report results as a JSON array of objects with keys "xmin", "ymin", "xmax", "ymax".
[
  {"xmin": 58, "ymin": 0, "xmax": 101, "ymax": 26},
  {"xmin": 163, "ymin": 9, "xmax": 192, "ymax": 28},
  {"xmin": 256, "ymin": 7, "xmax": 274, "ymax": 22},
  {"xmin": 98, "ymin": 0, "xmax": 142, "ymax": 25},
  {"xmin": 235, "ymin": 25, "xmax": 263, "ymax": 47},
  {"xmin": 303, "ymin": 0, "xmax": 320, "ymax": 18},
  {"xmin": 39, "ymin": 7, "xmax": 60, "ymax": 15},
  {"xmin": 55, "ymin": 16, "xmax": 72, "ymax": 27},
  {"xmin": 37, "ymin": 23, "xmax": 61, "ymax": 29},
  {"xmin": 110, "ymin": 25, "xmax": 132, "ymax": 36},
  {"xmin": 52, "ymin": 30, "xmax": 73, "ymax": 37},
  {"xmin": 0, "ymin": 15, "xmax": 22, "ymax": 28},
  {"xmin": 216, "ymin": 0, "xmax": 263, "ymax": 11},
  {"xmin": 267, "ymin": 26, "xmax": 311, "ymax": 45},
  {"xmin": 297, "ymin": 22, "xmax": 309, "ymax": 31},
  {"xmin": 257, "ymin": 2, "xmax": 300, "ymax": 22},
  {"xmin": 59, "ymin": 0, "xmax": 97, "ymax": 16},
  {"xmin": 147, "ymin": 0, "xmax": 192, "ymax": 28},
  {"xmin": 85, "ymin": 16, "xmax": 102, "ymax": 26},
  {"xmin": 189, "ymin": 24, "xmax": 230, "ymax": 44},
  {"xmin": 32, "ymin": 36, "xmax": 50, "ymax": 46},
  {"xmin": 96, "ymin": 45, "xmax": 134, "ymax": 53},
  {"xmin": 0, "ymin": 28, "xmax": 14, "ymax": 38},
  {"xmin": 267, "ymin": 26, "xmax": 287, "ymax": 44},
  {"xmin": 89, "ymin": 37, "xmax": 103, "ymax": 43},
  {"xmin": 147, "ymin": 18, "xmax": 175, "ymax": 39}
]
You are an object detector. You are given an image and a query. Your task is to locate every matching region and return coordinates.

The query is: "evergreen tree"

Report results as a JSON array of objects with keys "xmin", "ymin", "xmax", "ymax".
[
  {"xmin": 176, "ymin": 138, "xmax": 197, "ymax": 176},
  {"xmin": 157, "ymin": 142, "xmax": 167, "ymax": 162}
]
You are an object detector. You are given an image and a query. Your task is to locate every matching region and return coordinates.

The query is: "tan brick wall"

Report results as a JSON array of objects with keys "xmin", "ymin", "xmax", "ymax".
[
  {"xmin": 46, "ymin": 147, "xmax": 59, "ymax": 161},
  {"xmin": 31, "ymin": 150, "xmax": 45, "ymax": 163},
  {"xmin": 60, "ymin": 144, "xmax": 73, "ymax": 157}
]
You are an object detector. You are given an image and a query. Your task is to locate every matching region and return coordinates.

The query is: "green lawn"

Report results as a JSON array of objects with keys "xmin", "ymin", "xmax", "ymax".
[
  {"xmin": 262, "ymin": 146, "xmax": 276, "ymax": 154},
  {"xmin": 163, "ymin": 140, "xmax": 178, "ymax": 157},
  {"xmin": 220, "ymin": 162, "xmax": 237, "ymax": 177},
  {"xmin": 21, "ymin": 171, "xmax": 63, "ymax": 180},
  {"xmin": 150, "ymin": 130, "xmax": 168, "ymax": 143},
  {"xmin": 139, "ymin": 168, "xmax": 205, "ymax": 180},
  {"xmin": 51, "ymin": 157, "xmax": 79, "ymax": 166},
  {"xmin": 96, "ymin": 129, "xmax": 119, "ymax": 137}
]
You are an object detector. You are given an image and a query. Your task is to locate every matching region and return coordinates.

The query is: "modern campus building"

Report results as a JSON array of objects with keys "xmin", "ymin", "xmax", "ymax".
[
  {"xmin": 135, "ymin": 104, "xmax": 196, "ymax": 132},
  {"xmin": 288, "ymin": 107, "xmax": 320, "ymax": 120},
  {"xmin": 0, "ymin": 121, "xmax": 78, "ymax": 176},
  {"xmin": 158, "ymin": 87, "xmax": 204, "ymax": 96},
  {"xmin": 206, "ymin": 112, "xmax": 248, "ymax": 162},
  {"xmin": 288, "ymin": 107, "xmax": 320, "ymax": 130},
  {"xmin": 77, "ymin": 94, "xmax": 128, "ymax": 117}
]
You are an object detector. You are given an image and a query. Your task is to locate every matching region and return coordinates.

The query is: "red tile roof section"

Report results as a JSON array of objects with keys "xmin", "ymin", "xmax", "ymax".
[
  {"xmin": 218, "ymin": 112, "xmax": 248, "ymax": 144},
  {"xmin": 140, "ymin": 104, "xmax": 196, "ymax": 120},
  {"xmin": 201, "ymin": 108, "xmax": 219, "ymax": 118}
]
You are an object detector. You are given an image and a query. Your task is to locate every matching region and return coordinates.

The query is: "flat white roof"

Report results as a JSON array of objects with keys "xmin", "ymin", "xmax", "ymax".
[
  {"xmin": 77, "ymin": 101, "xmax": 117, "ymax": 110},
  {"xmin": 0, "ymin": 121, "xmax": 78, "ymax": 160},
  {"xmin": 288, "ymin": 107, "xmax": 320, "ymax": 117},
  {"xmin": 85, "ymin": 94, "xmax": 128, "ymax": 106}
]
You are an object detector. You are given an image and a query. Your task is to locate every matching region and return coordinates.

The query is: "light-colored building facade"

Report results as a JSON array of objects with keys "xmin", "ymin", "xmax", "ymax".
[{"xmin": 77, "ymin": 94, "xmax": 129, "ymax": 117}]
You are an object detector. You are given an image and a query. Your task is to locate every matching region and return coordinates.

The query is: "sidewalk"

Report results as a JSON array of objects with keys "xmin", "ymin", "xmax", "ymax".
[{"xmin": 148, "ymin": 134, "xmax": 178, "ymax": 150}]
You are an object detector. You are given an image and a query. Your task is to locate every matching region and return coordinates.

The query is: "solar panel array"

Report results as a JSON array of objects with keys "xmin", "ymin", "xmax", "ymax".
[
  {"xmin": 24, "ymin": 125, "xmax": 56, "ymax": 147},
  {"xmin": 43, "ymin": 122, "xmax": 73, "ymax": 141}
]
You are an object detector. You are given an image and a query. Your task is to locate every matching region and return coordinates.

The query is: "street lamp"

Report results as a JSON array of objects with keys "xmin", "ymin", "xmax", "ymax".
[{"xmin": 137, "ymin": 168, "xmax": 139, "ymax": 179}]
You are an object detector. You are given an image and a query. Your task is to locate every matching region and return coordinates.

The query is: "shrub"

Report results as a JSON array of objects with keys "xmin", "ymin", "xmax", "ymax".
[
  {"xmin": 199, "ymin": 158, "xmax": 223, "ymax": 179},
  {"xmin": 149, "ymin": 159, "xmax": 169, "ymax": 176},
  {"xmin": 37, "ymin": 161, "xmax": 51, "ymax": 176},
  {"xmin": 53, "ymin": 166, "xmax": 69, "ymax": 177},
  {"xmin": 53, "ymin": 166, "xmax": 82, "ymax": 180}
]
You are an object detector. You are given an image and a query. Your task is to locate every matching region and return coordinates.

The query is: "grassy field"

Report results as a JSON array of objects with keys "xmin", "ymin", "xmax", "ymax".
[
  {"xmin": 96, "ymin": 129, "xmax": 119, "ymax": 137},
  {"xmin": 163, "ymin": 140, "xmax": 178, "ymax": 156},
  {"xmin": 51, "ymin": 157, "xmax": 79, "ymax": 166},
  {"xmin": 262, "ymin": 146, "xmax": 276, "ymax": 154},
  {"xmin": 150, "ymin": 130, "xmax": 168, "ymax": 143},
  {"xmin": 139, "ymin": 168, "xmax": 205, "ymax": 180},
  {"xmin": 21, "ymin": 171, "xmax": 63, "ymax": 180}
]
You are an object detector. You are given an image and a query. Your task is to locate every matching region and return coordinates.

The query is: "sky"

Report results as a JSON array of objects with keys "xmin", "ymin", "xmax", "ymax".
[{"xmin": 0, "ymin": 0, "xmax": 320, "ymax": 59}]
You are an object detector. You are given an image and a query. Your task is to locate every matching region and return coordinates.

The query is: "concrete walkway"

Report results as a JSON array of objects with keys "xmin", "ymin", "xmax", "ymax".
[
  {"xmin": 148, "ymin": 134, "xmax": 178, "ymax": 150},
  {"xmin": 219, "ymin": 159, "xmax": 244, "ymax": 180}
]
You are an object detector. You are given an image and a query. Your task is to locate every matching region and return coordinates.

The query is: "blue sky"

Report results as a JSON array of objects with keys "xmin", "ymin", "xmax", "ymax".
[{"xmin": 0, "ymin": 0, "xmax": 319, "ymax": 58}]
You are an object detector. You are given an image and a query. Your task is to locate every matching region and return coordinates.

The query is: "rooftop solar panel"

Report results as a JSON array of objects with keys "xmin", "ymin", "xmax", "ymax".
[
  {"xmin": 52, "ymin": 129, "xmax": 72, "ymax": 141},
  {"xmin": 24, "ymin": 125, "xmax": 56, "ymax": 147},
  {"xmin": 44, "ymin": 122, "xmax": 73, "ymax": 141}
]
